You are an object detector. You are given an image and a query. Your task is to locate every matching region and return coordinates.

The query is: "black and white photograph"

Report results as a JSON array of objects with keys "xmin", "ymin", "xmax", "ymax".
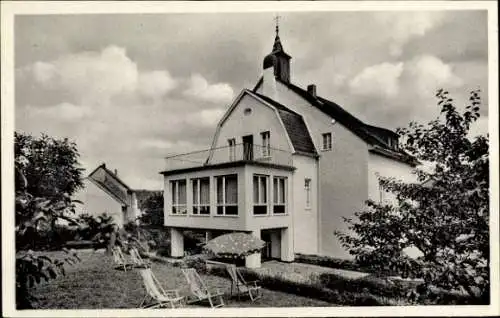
[{"xmin": 1, "ymin": 1, "xmax": 498, "ymax": 317}]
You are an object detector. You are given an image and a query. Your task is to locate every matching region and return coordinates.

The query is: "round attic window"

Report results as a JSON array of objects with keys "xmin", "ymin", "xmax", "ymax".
[{"xmin": 244, "ymin": 108, "xmax": 252, "ymax": 115}]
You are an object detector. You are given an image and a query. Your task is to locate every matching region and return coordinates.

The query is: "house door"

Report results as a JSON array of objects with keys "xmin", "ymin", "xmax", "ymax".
[
  {"xmin": 242, "ymin": 135, "xmax": 253, "ymax": 161},
  {"xmin": 260, "ymin": 231, "xmax": 272, "ymax": 260}
]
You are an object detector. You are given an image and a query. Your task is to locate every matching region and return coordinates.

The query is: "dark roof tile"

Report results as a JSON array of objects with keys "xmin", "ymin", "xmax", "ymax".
[
  {"xmin": 253, "ymin": 92, "xmax": 317, "ymax": 155},
  {"xmin": 253, "ymin": 77, "xmax": 417, "ymax": 166}
]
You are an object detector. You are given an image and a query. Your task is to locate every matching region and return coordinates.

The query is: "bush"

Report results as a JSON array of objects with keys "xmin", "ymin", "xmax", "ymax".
[
  {"xmin": 16, "ymin": 224, "xmax": 80, "ymax": 251},
  {"xmin": 182, "ymin": 254, "xmax": 211, "ymax": 274},
  {"xmin": 233, "ymin": 267, "xmax": 388, "ymax": 306},
  {"xmin": 318, "ymin": 272, "xmax": 410, "ymax": 299},
  {"xmin": 183, "ymin": 230, "xmax": 205, "ymax": 255},
  {"xmin": 295, "ymin": 253, "xmax": 378, "ymax": 274},
  {"xmin": 123, "ymin": 223, "xmax": 170, "ymax": 254}
]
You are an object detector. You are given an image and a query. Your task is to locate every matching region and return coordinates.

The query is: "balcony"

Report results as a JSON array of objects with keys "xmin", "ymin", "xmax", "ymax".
[{"xmin": 164, "ymin": 143, "xmax": 293, "ymax": 172}]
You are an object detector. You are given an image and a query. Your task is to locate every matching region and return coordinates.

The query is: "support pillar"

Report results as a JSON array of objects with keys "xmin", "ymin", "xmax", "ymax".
[
  {"xmin": 170, "ymin": 228, "xmax": 184, "ymax": 258},
  {"xmin": 205, "ymin": 230, "xmax": 213, "ymax": 243},
  {"xmin": 280, "ymin": 227, "xmax": 294, "ymax": 262},
  {"xmin": 245, "ymin": 230, "xmax": 262, "ymax": 268}
]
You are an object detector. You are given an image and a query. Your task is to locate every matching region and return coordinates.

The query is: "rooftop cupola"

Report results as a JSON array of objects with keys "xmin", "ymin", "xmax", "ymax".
[{"xmin": 263, "ymin": 16, "xmax": 291, "ymax": 83}]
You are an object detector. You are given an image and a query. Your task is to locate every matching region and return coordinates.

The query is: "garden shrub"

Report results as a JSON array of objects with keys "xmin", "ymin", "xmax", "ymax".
[
  {"xmin": 16, "ymin": 224, "xmax": 80, "ymax": 251},
  {"xmin": 233, "ymin": 267, "xmax": 388, "ymax": 306},
  {"xmin": 123, "ymin": 223, "xmax": 170, "ymax": 254},
  {"xmin": 183, "ymin": 230, "xmax": 205, "ymax": 255},
  {"xmin": 295, "ymin": 253, "xmax": 380, "ymax": 275},
  {"xmin": 318, "ymin": 272, "xmax": 409, "ymax": 299},
  {"xmin": 182, "ymin": 254, "xmax": 211, "ymax": 274}
]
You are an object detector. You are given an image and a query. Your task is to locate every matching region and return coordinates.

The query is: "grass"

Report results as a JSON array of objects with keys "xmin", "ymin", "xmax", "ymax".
[{"xmin": 29, "ymin": 250, "xmax": 332, "ymax": 309}]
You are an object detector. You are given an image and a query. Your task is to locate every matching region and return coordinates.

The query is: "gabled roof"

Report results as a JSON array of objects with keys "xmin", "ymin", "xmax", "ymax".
[
  {"xmin": 252, "ymin": 77, "xmax": 417, "ymax": 166},
  {"xmin": 253, "ymin": 92, "xmax": 317, "ymax": 155},
  {"xmin": 87, "ymin": 163, "xmax": 131, "ymax": 205}
]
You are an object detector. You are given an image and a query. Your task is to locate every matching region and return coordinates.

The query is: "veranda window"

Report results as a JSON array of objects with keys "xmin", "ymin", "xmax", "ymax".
[
  {"xmin": 192, "ymin": 177, "xmax": 210, "ymax": 215},
  {"xmin": 216, "ymin": 174, "xmax": 238, "ymax": 215},
  {"xmin": 253, "ymin": 174, "xmax": 268, "ymax": 215},
  {"xmin": 273, "ymin": 176, "xmax": 287, "ymax": 214},
  {"xmin": 171, "ymin": 179, "xmax": 187, "ymax": 214}
]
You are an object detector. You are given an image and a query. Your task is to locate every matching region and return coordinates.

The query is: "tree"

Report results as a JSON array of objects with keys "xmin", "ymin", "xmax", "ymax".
[
  {"xmin": 138, "ymin": 193, "xmax": 164, "ymax": 226},
  {"xmin": 15, "ymin": 132, "xmax": 84, "ymax": 308},
  {"xmin": 335, "ymin": 89, "xmax": 489, "ymax": 303},
  {"xmin": 15, "ymin": 132, "xmax": 84, "ymax": 229}
]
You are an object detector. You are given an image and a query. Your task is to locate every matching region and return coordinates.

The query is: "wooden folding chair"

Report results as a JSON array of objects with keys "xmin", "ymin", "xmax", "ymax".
[
  {"xmin": 181, "ymin": 268, "xmax": 224, "ymax": 308},
  {"xmin": 130, "ymin": 247, "xmax": 151, "ymax": 268},
  {"xmin": 139, "ymin": 268, "xmax": 185, "ymax": 308},
  {"xmin": 112, "ymin": 246, "xmax": 133, "ymax": 271},
  {"xmin": 226, "ymin": 265, "xmax": 262, "ymax": 301}
]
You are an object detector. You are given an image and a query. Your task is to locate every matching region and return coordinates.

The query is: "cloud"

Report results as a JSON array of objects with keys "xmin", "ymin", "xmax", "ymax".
[
  {"xmin": 183, "ymin": 74, "xmax": 234, "ymax": 103},
  {"xmin": 137, "ymin": 70, "xmax": 178, "ymax": 99},
  {"xmin": 349, "ymin": 62, "xmax": 404, "ymax": 98},
  {"xmin": 344, "ymin": 54, "xmax": 468, "ymax": 129},
  {"xmin": 190, "ymin": 108, "xmax": 225, "ymax": 127},
  {"xmin": 29, "ymin": 46, "xmax": 139, "ymax": 105},
  {"xmin": 16, "ymin": 45, "xmax": 232, "ymax": 189},
  {"xmin": 14, "ymin": 12, "xmax": 488, "ymax": 189},
  {"xmin": 404, "ymin": 55, "xmax": 462, "ymax": 94},
  {"xmin": 26, "ymin": 102, "xmax": 92, "ymax": 121},
  {"xmin": 375, "ymin": 12, "xmax": 446, "ymax": 57},
  {"xmin": 32, "ymin": 61, "xmax": 56, "ymax": 84}
]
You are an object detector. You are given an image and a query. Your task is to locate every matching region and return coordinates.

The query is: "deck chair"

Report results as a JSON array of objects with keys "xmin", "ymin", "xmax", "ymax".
[
  {"xmin": 226, "ymin": 265, "xmax": 262, "ymax": 301},
  {"xmin": 139, "ymin": 268, "xmax": 185, "ymax": 308},
  {"xmin": 130, "ymin": 247, "xmax": 151, "ymax": 268},
  {"xmin": 112, "ymin": 246, "xmax": 133, "ymax": 272},
  {"xmin": 181, "ymin": 268, "xmax": 225, "ymax": 308}
]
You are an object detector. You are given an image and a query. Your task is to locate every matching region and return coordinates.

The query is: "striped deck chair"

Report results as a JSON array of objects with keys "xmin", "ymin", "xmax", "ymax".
[
  {"xmin": 139, "ymin": 268, "xmax": 185, "ymax": 308},
  {"xmin": 130, "ymin": 247, "xmax": 151, "ymax": 268},
  {"xmin": 112, "ymin": 246, "xmax": 133, "ymax": 272},
  {"xmin": 181, "ymin": 268, "xmax": 224, "ymax": 308},
  {"xmin": 226, "ymin": 265, "xmax": 262, "ymax": 301}
]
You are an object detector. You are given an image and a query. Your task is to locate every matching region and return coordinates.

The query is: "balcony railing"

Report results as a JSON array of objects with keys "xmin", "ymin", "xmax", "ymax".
[{"xmin": 164, "ymin": 143, "xmax": 293, "ymax": 171}]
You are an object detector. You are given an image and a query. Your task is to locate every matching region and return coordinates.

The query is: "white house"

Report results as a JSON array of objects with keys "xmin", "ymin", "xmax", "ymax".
[
  {"xmin": 161, "ymin": 28, "xmax": 418, "ymax": 268},
  {"xmin": 74, "ymin": 163, "xmax": 160, "ymax": 227}
]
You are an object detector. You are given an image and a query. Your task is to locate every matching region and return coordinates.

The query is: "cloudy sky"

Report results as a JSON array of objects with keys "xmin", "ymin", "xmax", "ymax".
[{"xmin": 14, "ymin": 10, "xmax": 489, "ymax": 190}]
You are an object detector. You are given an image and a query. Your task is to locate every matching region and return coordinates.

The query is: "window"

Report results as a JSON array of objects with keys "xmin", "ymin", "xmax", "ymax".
[
  {"xmin": 192, "ymin": 177, "xmax": 210, "ymax": 215},
  {"xmin": 273, "ymin": 177, "xmax": 287, "ymax": 214},
  {"xmin": 216, "ymin": 174, "xmax": 238, "ymax": 215},
  {"xmin": 261, "ymin": 131, "xmax": 270, "ymax": 157},
  {"xmin": 228, "ymin": 138, "xmax": 236, "ymax": 161},
  {"xmin": 170, "ymin": 179, "xmax": 187, "ymax": 214},
  {"xmin": 304, "ymin": 178, "xmax": 311, "ymax": 209},
  {"xmin": 322, "ymin": 133, "xmax": 332, "ymax": 151},
  {"xmin": 379, "ymin": 187, "xmax": 385, "ymax": 203},
  {"xmin": 253, "ymin": 175, "xmax": 268, "ymax": 215},
  {"xmin": 388, "ymin": 137, "xmax": 399, "ymax": 151}
]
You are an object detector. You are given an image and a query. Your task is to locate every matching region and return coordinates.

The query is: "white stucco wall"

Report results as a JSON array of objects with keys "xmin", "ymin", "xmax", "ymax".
[
  {"xmin": 368, "ymin": 153, "xmax": 417, "ymax": 204},
  {"xmin": 73, "ymin": 179, "xmax": 125, "ymax": 227},
  {"xmin": 258, "ymin": 80, "xmax": 371, "ymax": 259},
  {"xmin": 291, "ymin": 154, "xmax": 319, "ymax": 255},
  {"xmin": 212, "ymin": 93, "xmax": 293, "ymax": 154}
]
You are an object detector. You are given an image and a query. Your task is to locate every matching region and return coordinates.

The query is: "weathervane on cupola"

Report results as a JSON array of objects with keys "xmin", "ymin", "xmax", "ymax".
[{"xmin": 263, "ymin": 14, "xmax": 291, "ymax": 83}]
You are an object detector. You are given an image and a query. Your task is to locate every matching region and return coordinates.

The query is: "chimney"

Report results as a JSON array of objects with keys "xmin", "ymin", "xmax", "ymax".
[
  {"xmin": 307, "ymin": 84, "xmax": 317, "ymax": 98},
  {"xmin": 114, "ymin": 169, "xmax": 118, "ymax": 176}
]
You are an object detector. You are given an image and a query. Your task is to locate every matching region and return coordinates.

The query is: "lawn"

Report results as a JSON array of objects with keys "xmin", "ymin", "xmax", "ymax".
[{"xmin": 30, "ymin": 250, "xmax": 333, "ymax": 309}]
